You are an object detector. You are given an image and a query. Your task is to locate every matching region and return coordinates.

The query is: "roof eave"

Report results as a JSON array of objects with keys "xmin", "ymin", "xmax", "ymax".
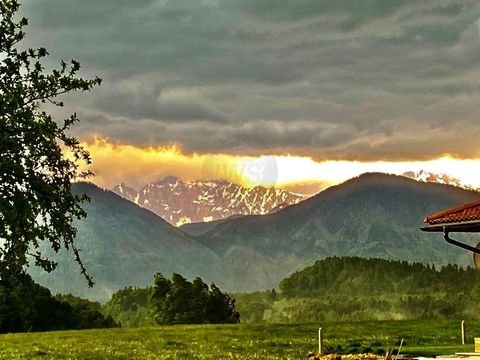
[{"xmin": 421, "ymin": 219, "xmax": 480, "ymax": 233}]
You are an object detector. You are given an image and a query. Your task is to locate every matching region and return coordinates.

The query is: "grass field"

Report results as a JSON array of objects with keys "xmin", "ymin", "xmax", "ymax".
[{"xmin": 0, "ymin": 320, "xmax": 478, "ymax": 359}]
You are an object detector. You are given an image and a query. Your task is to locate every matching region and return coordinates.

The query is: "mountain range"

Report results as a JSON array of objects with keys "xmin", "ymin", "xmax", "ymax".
[
  {"xmin": 402, "ymin": 170, "xmax": 473, "ymax": 190},
  {"xmin": 192, "ymin": 173, "xmax": 479, "ymax": 291},
  {"xmin": 111, "ymin": 177, "xmax": 305, "ymax": 226},
  {"xmin": 112, "ymin": 171, "xmax": 473, "ymax": 229},
  {"xmin": 30, "ymin": 173, "xmax": 480, "ymax": 301}
]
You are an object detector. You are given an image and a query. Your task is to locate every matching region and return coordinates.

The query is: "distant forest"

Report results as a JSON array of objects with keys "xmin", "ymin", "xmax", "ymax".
[
  {"xmin": 236, "ymin": 257, "xmax": 480, "ymax": 322},
  {"xmin": 102, "ymin": 257, "xmax": 480, "ymax": 325},
  {"xmin": 3, "ymin": 257, "xmax": 479, "ymax": 332},
  {"xmin": 103, "ymin": 257, "xmax": 480, "ymax": 326}
]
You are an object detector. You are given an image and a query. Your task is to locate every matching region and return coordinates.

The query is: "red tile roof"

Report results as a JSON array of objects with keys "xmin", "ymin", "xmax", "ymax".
[{"xmin": 425, "ymin": 200, "xmax": 480, "ymax": 225}]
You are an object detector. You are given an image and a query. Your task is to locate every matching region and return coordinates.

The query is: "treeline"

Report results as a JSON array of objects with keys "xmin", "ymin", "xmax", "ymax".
[
  {"xmin": 234, "ymin": 257, "xmax": 480, "ymax": 323},
  {"xmin": 103, "ymin": 273, "xmax": 239, "ymax": 326},
  {"xmin": 0, "ymin": 274, "xmax": 116, "ymax": 333},
  {"xmin": 280, "ymin": 256, "xmax": 477, "ymax": 298},
  {"xmin": 1, "ymin": 272, "xmax": 238, "ymax": 332},
  {"xmin": 102, "ymin": 257, "xmax": 480, "ymax": 325},
  {"xmin": 7, "ymin": 257, "xmax": 478, "ymax": 331}
]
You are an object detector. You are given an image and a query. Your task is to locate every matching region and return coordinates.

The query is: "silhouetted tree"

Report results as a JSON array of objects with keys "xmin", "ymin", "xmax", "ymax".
[
  {"xmin": 205, "ymin": 283, "xmax": 239, "ymax": 324},
  {"xmin": 151, "ymin": 273, "xmax": 239, "ymax": 325},
  {"xmin": 0, "ymin": 0, "xmax": 101, "ymax": 285},
  {"xmin": 0, "ymin": 275, "xmax": 116, "ymax": 332}
]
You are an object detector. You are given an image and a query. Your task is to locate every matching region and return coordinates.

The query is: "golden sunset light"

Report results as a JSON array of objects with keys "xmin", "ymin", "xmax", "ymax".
[{"xmin": 82, "ymin": 138, "xmax": 480, "ymax": 194}]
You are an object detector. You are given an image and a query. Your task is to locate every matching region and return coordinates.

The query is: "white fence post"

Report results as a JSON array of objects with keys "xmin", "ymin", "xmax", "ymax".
[{"xmin": 318, "ymin": 327, "xmax": 323, "ymax": 355}]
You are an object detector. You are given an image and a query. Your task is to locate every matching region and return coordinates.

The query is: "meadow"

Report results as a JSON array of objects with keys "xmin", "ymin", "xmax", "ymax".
[{"xmin": 0, "ymin": 320, "xmax": 478, "ymax": 359}]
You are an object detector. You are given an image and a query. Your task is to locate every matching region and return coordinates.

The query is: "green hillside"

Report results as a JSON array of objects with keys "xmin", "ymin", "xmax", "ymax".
[
  {"xmin": 179, "ymin": 215, "xmax": 244, "ymax": 236},
  {"xmin": 29, "ymin": 183, "xmax": 223, "ymax": 302},
  {"xmin": 235, "ymin": 257, "xmax": 480, "ymax": 323},
  {"xmin": 197, "ymin": 173, "xmax": 480, "ymax": 291}
]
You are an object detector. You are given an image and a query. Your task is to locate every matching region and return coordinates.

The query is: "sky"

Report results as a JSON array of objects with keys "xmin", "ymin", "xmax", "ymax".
[{"xmin": 19, "ymin": 0, "xmax": 480, "ymax": 193}]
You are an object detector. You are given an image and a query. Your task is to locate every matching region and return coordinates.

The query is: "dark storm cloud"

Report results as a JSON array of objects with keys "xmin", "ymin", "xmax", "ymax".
[
  {"xmin": 19, "ymin": 0, "xmax": 480, "ymax": 160},
  {"xmin": 234, "ymin": 0, "xmax": 409, "ymax": 26},
  {"xmin": 91, "ymin": 80, "xmax": 229, "ymax": 123}
]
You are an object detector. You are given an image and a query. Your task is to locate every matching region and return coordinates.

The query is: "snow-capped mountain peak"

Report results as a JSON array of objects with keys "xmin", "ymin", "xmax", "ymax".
[
  {"xmin": 402, "ymin": 170, "xmax": 473, "ymax": 190},
  {"xmin": 112, "ymin": 178, "xmax": 306, "ymax": 226}
]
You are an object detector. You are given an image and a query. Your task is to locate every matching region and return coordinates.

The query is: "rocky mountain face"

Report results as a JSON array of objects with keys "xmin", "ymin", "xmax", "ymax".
[
  {"xmin": 402, "ymin": 170, "xmax": 473, "ymax": 190},
  {"xmin": 112, "ymin": 177, "xmax": 305, "ymax": 226}
]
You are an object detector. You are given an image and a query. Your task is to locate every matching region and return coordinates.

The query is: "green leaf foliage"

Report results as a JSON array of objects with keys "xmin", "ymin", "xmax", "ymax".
[
  {"xmin": 103, "ymin": 273, "xmax": 240, "ymax": 326},
  {"xmin": 102, "ymin": 286, "xmax": 157, "ymax": 327},
  {"xmin": 152, "ymin": 273, "xmax": 240, "ymax": 325},
  {"xmin": 0, "ymin": 275, "xmax": 116, "ymax": 332},
  {"xmin": 0, "ymin": 0, "xmax": 101, "ymax": 285}
]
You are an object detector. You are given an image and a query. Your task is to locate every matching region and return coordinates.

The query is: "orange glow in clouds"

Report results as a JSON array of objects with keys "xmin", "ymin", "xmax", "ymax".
[{"xmin": 80, "ymin": 138, "xmax": 480, "ymax": 194}]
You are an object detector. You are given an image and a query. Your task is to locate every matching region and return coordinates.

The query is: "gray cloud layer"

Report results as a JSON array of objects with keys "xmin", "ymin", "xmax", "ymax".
[{"xmin": 20, "ymin": 0, "xmax": 480, "ymax": 160}]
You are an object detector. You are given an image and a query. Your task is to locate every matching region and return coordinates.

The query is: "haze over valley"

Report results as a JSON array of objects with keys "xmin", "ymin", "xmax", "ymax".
[{"xmin": 30, "ymin": 173, "xmax": 480, "ymax": 301}]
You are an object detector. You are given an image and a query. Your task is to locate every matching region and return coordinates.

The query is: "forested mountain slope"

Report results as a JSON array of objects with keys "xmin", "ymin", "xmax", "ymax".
[
  {"xmin": 196, "ymin": 173, "xmax": 480, "ymax": 291},
  {"xmin": 30, "ymin": 183, "xmax": 223, "ymax": 301},
  {"xmin": 236, "ymin": 257, "xmax": 480, "ymax": 322}
]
